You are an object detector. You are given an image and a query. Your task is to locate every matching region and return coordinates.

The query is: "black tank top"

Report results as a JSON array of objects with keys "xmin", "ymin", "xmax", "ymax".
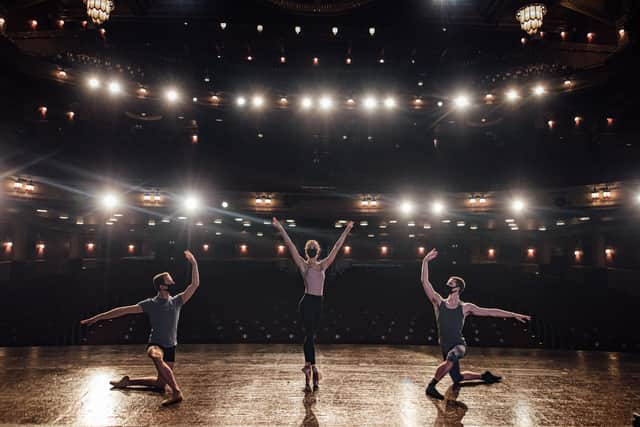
[{"xmin": 437, "ymin": 300, "xmax": 467, "ymax": 351}]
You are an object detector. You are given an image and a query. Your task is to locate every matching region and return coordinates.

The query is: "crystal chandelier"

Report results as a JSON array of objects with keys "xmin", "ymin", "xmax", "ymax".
[
  {"xmin": 515, "ymin": 3, "xmax": 547, "ymax": 35},
  {"xmin": 84, "ymin": 0, "xmax": 115, "ymax": 25}
]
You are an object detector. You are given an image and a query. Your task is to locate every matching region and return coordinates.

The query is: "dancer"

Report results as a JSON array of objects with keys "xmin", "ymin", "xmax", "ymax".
[
  {"xmin": 421, "ymin": 248, "xmax": 531, "ymax": 400},
  {"xmin": 273, "ymin": 217, "xmax": 353, "ymax": 391},
  {"xmin": 80, "ymin": 250, "xmax": 200, "ymax": 406}
]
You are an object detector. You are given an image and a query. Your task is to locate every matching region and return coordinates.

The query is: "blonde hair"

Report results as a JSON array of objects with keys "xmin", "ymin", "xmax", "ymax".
[{"xmin": 304, "ymin": 240, "xmax": 320, "ymax": 259}]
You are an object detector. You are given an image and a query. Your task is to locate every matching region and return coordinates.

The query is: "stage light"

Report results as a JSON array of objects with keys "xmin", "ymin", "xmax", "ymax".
[
  {"xmin": 560, "ymin": 31, "xmax": 567, "ymax": 40},
  {"xmin": 108, "ymin": 81, "xmax": 122, "ymax": 95},
  {"xmin": 301, "ymin": 96, "xmax": 313, "ymax": 110},
  {"xmin": 564, "ymin": 79, "xmax": 573, "ymax": 87},
  {"xmin": 236, "ymin": 96, "xmax": 247, "ymax": 107},
  {"xmin": 453, "ymin": 94, "xmax": 470, "ymax": 110},
  {"xmin": 345, "ymin": 57, "xmax": 352, "ymax": 65},
  {"xmin": 165, "ymin": 88, "xmax": 179, "ymax": 103},
  {"xmin": 12, "ymin": 180, "xmax": 22, "ymax": 190},
  {"xmin": 488, "ymin": 248, "xmax": 495, "ymax": 258},
  {"xmin": 257, "ymin": 24, "xmax": 263, "ymax": 33},
  {"xmin": 0, "ymin": 18, "xmax": 5, "ymax": 31},
  {"xmin": 547, "ymin": 120, "xmax": 555, "ymax": 129},
  {"xmin": 332, "ymin": 27, "xmax": 339, "ymax": 36},
  {"xmin": 505, "ymin": 89, "xmax": 520, "ymax": 102},
  {"xmin": 527, "ymin": 248, "xmax": 535, "ymax": 257},
  {"xmin": 379, "ymin": 58, "xmax": 385, "ymax": 64},
  {"xmin": 383, "ymin": 97, "xmax": 397, "ymax": 109},
  {"xmin": 363, "ymin": 96, "xmax": 378, "ymax": 110},
  {"xmin": 316, "ymin": 95, "xmax": 332, "ymax": 111},
  {"xmin": 100, "ymin": 193, "xmax": 119, "ymax": 210},
  {"xmin": 57, "ymin": 70, "xmax": 67, "ymax": 79},
  {"xmin": 538, "ymin": 226, "xmax": 547, "ymax": 231},
  {"xmin": 619, "ymin": 28, "xmax": 625, "ymax": 38},
  {"xmin": 469, "ymin": 225, "xmax": 479, "ymax": 230},
  {"xmin": 511, "ymin": 198, "xmax": 526, "ymax": 213},
  {"xmin": 485, "ymin": 93, "xmax": 495, "ymax": 103},
  {"xmin": 219, "ymin": 22, "xmax": 227, "ymax": 30},
  {"xmin": 247, "ymin": 55, "xmax": 253, "ymax": 61},
  {"xmin": 191, "ymin": 134, "xmax": 198, "ymax": 144},
  {"xmin": 520, "ymin": 37, "xmax": 527, "ymax": 45},
  {"xmin": 380, "ymin": 246, "xmax": 388, "ymax": 255},
  {"xmin": 29, "ymin": 19, "xmax": 38, "ymax": 30},
  {"xmin": 602, "ymin": 188, "xmax": 611, "ymax": 199},
  {"xmin": 99, "ymin": 28, "xmax": 106, "ymax": 37},
  {"xmin": 67, "ymin": 111, "xmax": 75, "ymax": 120},
  {"xmin": 221, "ymin": 201, "xmax": 229, "ymax": 208},
  {"xmin": 469, "ymin": 197, "xmax": 477, "ymax": 204},
  {"xmin": 280, "ymin": 56, "xmax": 286, "ymax": 64},
  {"xmin": 88, "ymin": 77, "xmax": 100, "ymax": 89},
  {"xmin": 313, "ymin": 57, "xmax": 319, "ymax": 65},
  {"xmin": 277, "ymin": 244, "xmax": 286, "ymax": 254},
  {"xmin": 533, "ymin": 84, "xmax": 546, "ymax": 96},
  {"xmin": 431, "ymin": 201, "xmax": 445, "ymax": 216},
  {"xmin": 278, "ymin": 97, "xmax": 288, "ymax": 106},
  {"xmin": 38, "ymin": 106, "xmax": 47, "ymax": 118},
  {"xmin": 437, "ymin": 101, "xmax": 443, "ymax": 108},
  {"xmin": 479, "ymin": 197, "xmax": 487, "ymax": 204},
  {"xmin": 587, "ymin": 32, "xmax": 595, "ymax": 42},
  {"xmin": 252, "ymin": 95, "xmax": 265, "ymax": 108},
  {"xmin": 636, "ymin": 192, "xmax": 640, "ymax": 204},
  {"xmin": 240, "ymin": 244, "xmax": 248, "ymax": 254},
  {"xmin": 456, "ymin": 221, "xmax": 465, "ymax": 227},
  {"xmin": 574, "ymin": 116, "xmax": 583, "ymax": 126},
  {"xmin": 400, "ymin": 200, "xmax": 414, "ymax": 215},
  {"xmin": 127, "ymin": 244, "xmax": 135, "ymax": 254},
  {"xmin": 606, "ymin": 117, "xmax": 614, "ymax": 126},
  {"xmin": 36, "ymin": 209, "xmax": 48, "ymax": 213}
]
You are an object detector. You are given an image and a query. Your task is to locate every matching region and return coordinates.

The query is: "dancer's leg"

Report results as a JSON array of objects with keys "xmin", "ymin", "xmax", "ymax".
[
  {"xmin": 147, "ymin": 346, "xmax": 183, "ymax": 406},
  {"xmin": 427, "ymin": 345, "xmax": 466, "ymax": 400}
]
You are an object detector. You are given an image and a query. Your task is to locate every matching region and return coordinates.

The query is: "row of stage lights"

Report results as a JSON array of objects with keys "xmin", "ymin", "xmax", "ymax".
[{"xmin": 0, "ymin": 238, "xmax": 618, "ymax": 263}]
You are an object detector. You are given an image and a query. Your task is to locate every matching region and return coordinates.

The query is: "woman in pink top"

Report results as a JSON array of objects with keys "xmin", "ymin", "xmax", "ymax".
[{"xmin": 273, "ymin": 217, "xmax": 354, "ymax": 391}]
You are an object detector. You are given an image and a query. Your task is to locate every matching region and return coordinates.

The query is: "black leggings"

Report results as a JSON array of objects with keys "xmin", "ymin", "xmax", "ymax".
[{"xmin": 298, "ymin": 294, "xmax": 323, "ymax": 364}]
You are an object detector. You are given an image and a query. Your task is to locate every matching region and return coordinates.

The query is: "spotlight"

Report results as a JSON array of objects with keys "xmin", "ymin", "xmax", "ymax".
[
  {"xmin": 252, "ymin": 95, "xmax": 265, "ymax": 108},
  {"xmin": 453, "ymin": 94, "xmax": 471, "ymax": 110},
  {"xmin": 431, "ymin": 201, "xmax": 445, "ymax": 215},
  {"xmin": 165, "ymin": 88, "xmax": 179, "ymax": 103},
  {"xmin": 220, "ymin": 22, "xmax": 227, "ymax": 30},
  {"xmin": 564, "ymin": 79, "xmax": 573, "ymax": 87},
  {"xmin": 319, "ymin": 95, "xmax": 333, "ymax": 111},
  {"xmin": 108, "ymin": 81, "xmax": 122, "ymax": 95},
  {"xmin": 533, "ymin": 85, "xmax": 546, "ymax": 96},
  {"xmin": 100, "ymin": 193, "xmax": 119, "ymax": 210},
  {"xmin": 221, "ymin": 201, "xmax": 229, "ymax": 208},
  {"xmin": 363, "ymin": 96, "xmax": 378, "ymax": 110},
  {"xmin": 88, "ymin": 77, "xmax": 101, "ymax": 89},
  {"xmin": 485, "ymin": 93, "xmax": 495, "ymax": 103},
  {"xmin": 301, "ymin": 96, "xmax": 313, "ymax": 110},
  {"xmin": 183, "ymin": 194, "xmax": 201, "ymax": 212},
  {"xmin": 511, "ymin": 198, "xmax": 526, "ymax": 213},
  {"xmin": 294, "ymin": 25, "xmax": 301, "ymax": 35},
  {"xmin": 400, "ymin": 200, "xmax": 414, "ymax": 215},
  {"xmin": 256, "ymin": 24, "xmax": 264, "ymax": 33},
  {"xmin": 437, "ymin": 101, "xmax": 444, "ymax": 108},
  {"xmin": 505, "ymin": 89, "xmax": 520, "ymax": 102},
  {"xmin": 280, "ymin": 56, "xmax": 286, "ymax": 64},
  {"xmin": 313, "ymin": 57, "xmax": 319, "ymax": 65},
  {"xmin": 345, "ymin": 57, "xmax": 352, "ymax": 65},
  {"xmin": 332, "ymin": 26, "xmax": 339, "ymax": 36},
  {"xmin": 383, "ymin": 97, "xmax": 397, "ymax": 109},
  {"xmin": 369, "ymin": 27, "xmax": 376, "ymax": 36},
  {"xmin": 236, "ymin": 96, "xmax": 247, "ymax": 107}
]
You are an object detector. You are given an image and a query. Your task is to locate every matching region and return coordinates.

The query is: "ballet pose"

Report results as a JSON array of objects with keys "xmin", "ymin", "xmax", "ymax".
[
  {"xmin": 80, "ymin": 250, "xmax": 200, "ymax": 406},
  {"xmin": 421, "ymin": 248, "xmax": 531, "ymax": 400},
  {"xmin": 273, "ymin": 217, "xmax": 353, "ymax": 391}
]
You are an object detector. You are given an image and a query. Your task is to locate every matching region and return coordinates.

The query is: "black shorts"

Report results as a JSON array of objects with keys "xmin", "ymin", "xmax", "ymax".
[{"xmin": 147, "ymin": 343, "xmax": 176, "ymax": 363}]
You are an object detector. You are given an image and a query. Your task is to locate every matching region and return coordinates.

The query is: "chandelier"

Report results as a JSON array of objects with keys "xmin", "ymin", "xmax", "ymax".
[
  {"xmin": 84, "ymin": 0, "xmax": 115, "ymax": 25},
  {"xmin": 515, "ymin": 3, "xmax": 547, "ymax": 35}
]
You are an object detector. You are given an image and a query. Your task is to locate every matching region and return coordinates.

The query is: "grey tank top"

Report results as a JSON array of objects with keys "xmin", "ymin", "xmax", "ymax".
[
  {"xmin": 303, "ymin": 266, "xmax": 326, "ymax": 296},
  {"xmin": 437, "ymin": 300, "xmax": 467, "ymax": 351}
]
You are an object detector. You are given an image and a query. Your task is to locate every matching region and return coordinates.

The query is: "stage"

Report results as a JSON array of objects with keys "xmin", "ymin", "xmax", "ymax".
[{"xmin": 0, "ymin": 344, "xmax": 638, "ymax": 426}]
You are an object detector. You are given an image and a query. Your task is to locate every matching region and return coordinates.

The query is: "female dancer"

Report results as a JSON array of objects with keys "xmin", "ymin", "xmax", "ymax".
[{"xmin": 273, "ymin": 217, "xmax": 354, "ymax": 391}]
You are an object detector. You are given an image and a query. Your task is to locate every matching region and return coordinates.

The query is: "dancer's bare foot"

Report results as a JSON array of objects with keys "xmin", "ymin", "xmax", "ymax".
[
  {"xmin": 312, "ymin": 366, "xmax": 321, "ymax": 391},
  {"xmin": 161, "ymin": 390, "xmax": 184, "ymax": 406},
  {"xmin": 109, "ymin": 375, "xmax": 130, "ymax": 389}
]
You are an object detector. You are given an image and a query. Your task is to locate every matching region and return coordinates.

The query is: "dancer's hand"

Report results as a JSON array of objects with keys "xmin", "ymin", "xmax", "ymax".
[
  {"xmin": 514, "ymin": 313, "xmax": 531, "ymax": 323},
  {"xmin": 184, "ymin": 250, "xmax": 196, "ymax": 264},
  {"xmin": 80, "ymin": 317, "xmax": 96, "ymax": 326},
  {"xmin": 272, "ymin": 217, "xmax": 283, "ymax": 230},
  {"xmin": 424, "ymin": 248, "xmax": 438, "ymax": 262}
]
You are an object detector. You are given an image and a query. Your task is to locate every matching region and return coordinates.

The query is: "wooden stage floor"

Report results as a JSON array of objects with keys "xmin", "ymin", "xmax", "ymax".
[{"xmin": 0, "ymin": 344, "xmax": 638, "ymax": 426}]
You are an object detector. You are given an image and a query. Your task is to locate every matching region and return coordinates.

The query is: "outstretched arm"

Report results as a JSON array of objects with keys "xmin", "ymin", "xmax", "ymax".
[
  {"xmin": 320, "ymin": 221, "xmax": 354, "ymax": 270},
  {"xmin": 464, "ymin": 303, "xmax": 531, "ymax": 323},
  {"xmin": 421, "ymin": 249, "xmax": 443, "ymax": 306},
  {"xmin": 273, "ymin": 217, "xmax": 306, "ymax": 271},
  {"xmin": 80, "ymin": 305, "xmax": 142, "ymax": 326},
  {"xmin": 177, "ymin": 250, "xmax": 200, "ymax": 304}
]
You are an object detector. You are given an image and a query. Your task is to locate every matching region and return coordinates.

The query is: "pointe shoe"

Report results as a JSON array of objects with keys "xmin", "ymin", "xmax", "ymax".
[
  {"xmin": 109, "ymin": 375, "xmax": 130, "ymax": 388},
  {"xmin": 161, "ymin": 390, "xmax": 184, "ymax": 407},
  {"xmin": 302, "ymin": 366, "xmax": 312, "ymax": 392}
]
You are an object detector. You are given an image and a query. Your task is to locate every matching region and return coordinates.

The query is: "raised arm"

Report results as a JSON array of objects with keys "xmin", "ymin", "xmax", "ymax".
[
  {"xmin": 177, "ymin": 250, "xmax": 200, "ymax": 304},
  {"xmin": 80, "ymin": 305, "xmax": 142, "ymax": 326},
  {"xmin": 421, "ymin": 249, "xmax": 443, "ymax": 306},
  {"xmin": 273, "ymin": 217, "xmax": 306, "ymax": 271},
  {"xmin": 464, "ymin": 303, "xmax": 531, "ymax": 323},
  {"xmin": 320, "ymin": 221, "xmax": 354, "ymax": 270}
]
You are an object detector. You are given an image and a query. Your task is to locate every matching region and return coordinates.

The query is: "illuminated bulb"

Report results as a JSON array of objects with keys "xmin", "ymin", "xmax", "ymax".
[
  {"xmin": 363, "ymin": 96, "xmax": 378, "ymax": 110},
  {"xmin": 574, "ymin": 116, "xmax": 583, "ymax": 126},
  {"xmin": 346, "ymin": 57, "xmax": 352, "ymax": 65},
  {"xmin": 220, "ymin": 22, "xmax": 227, "ymax": 30},
  {"xmin": 437, "ymin": 101, "xmax": 444, "ymax": 108},
  {"xmin": 192, "ymin": 97, "xmax": 198, "ymax": 103},
  {"xmin": 505, "ymin": 89, "xmax": 520, "ymax": 102},
  {"xmin": 184, "ymin": 194, "xmax": 201, "ymax": 212},
  {"xmin": 100, "ymin": 193, "xmax": 119, "ymax": 210},
  {"xmin": 203, "ymin": 244, "xmax": 210, "ymax": 251},
  {"xmin": 379, "ymin": 58, "xmax": 385, "ymax": 64},
  {"xmin": 319, "ymin": 95, "xmax": 333, "ymax": 111},
  {"xmin": 81, "ymin": 20, "xmax": 88, "ymax": 28},
  {"xmin": 383, "ymin": 97, "xmax": 397, "ymax": 109},
  {"xmin": 453, "ymin": 94, "xmax": 470, "ymax": 110},
  {"xmin": 469, "ymin": 197, "xmax": 477, "ymax": 204},
  {"xmin": 547, "ymin": 120, "xmax": 555, "ymax": 129},
  {"xmin": 400, "ymin": 200, "xmax": 414, "ymax": 215},
  {"xmin": 57, "ymin": 70, "xmax": 67, "ymax": 78},
  {"xmin": 247, "ymin": 55, "xmax": 253, "ymax": 61},
  {"xmin": 605, "ymin": 248, "xmax": 614, "ymax": 257},
  {"xmin": 211, "ymin": 95, "xmax": 220, "ymax": 104},
  {"xmin": 369, "ymin": 27, "xmax": 376, "ymax": 36},
  {"xmin": 521, "ymin": 37, "xmax": 527, "ymax": 45},
  {"xmin": 66, "ymin": 111, "xmax": 75, "ymax": 120},
  {"xmin": 256, "ymin": 24, "xmax": 263, "ymax": 33},
  {"xmin": 485, "ymin": 93, "xmax": 495, "ymax": 103},
  {"xmin": 165, "ymin": 89, "xmax": 179, "ymax": 103},
  {"xmin": 586, "ymin": 32, "xmax": 595, "ymax": 42},
  {"xmin": 29, "ymin": 19, "xmax": 38, "ymax": 30},
  {"xmin": 606, "ymin": 117, "xmax": 614, "ymax": 126},
  {"xmin": 236, "ymin": 96, "xmax": 247, "ymax": 107},
  {"xmin": 618, "ymin": 29, "xmax": 625, "ymax": 38},
  {"xmin": 240, "ymin": 244, "xmax": 248, "ymax": 253},
  {"xmin": 560, "ymin": 31, "xmax": 567, "ymax": 40},
  {"xmin": 343, "ymin": 245, "xmax": 351, "ymax": 255},
  {"xmin": 13, "ymin": 181, "xmax": 22, "ymax": 190},
  {"xmin": 88, "ymin": 77, "xmax": 100, "ymax": 89},
  {"xmin": 479, "ymin": 198, "xmax": 487, "ymax": 204},
  {"xmin": 533, "ymin": 85, "xmax": 546, "ymax": 96},
  {"xmin": 313, "ymin": 57, "xmax": 319, "ymax": 65},
  {"xmin": 279, "ymin": 97, "xmax": 288, "ymax": 106},
  {"xmin": 301, "ymin": 96, "xmax": 313, "ymax": 110},
  {"xmin": 277, "ymin": 245, "xmax": 286, "ymax": 254},
  {"xmin": 528, "ymin": 248, "xmax": 535, "ymax": 256},
  {"xmin": 191, "ymin": 134, "xmax": 198, "ymax": 144},
  {"xmin": 488, "ymin": 248, "xmax": 495, "ymax": 257},
  {"xmin": 511, "ymin": 198, "xmax": 525, "ymax": 213},
  {"xmin": 0, "ymin": 18, "xmax": 5, "ymax": 30},
  {"xmin": 564, "ymin": 79, "xmax": 573, "ymax": 87},
  {"xmin": 99, "ymin": 28, "xmax": 106, "ymax": 37},
  {"xmin": 280, "ymin": 56, "xmax": 286, "ymax": 63},
  {"xmin": 252, "ymin": 95, "xmax": 265, "ymax": 108},
  {"xmin": 431, "ymin": 201, "xmax": 445, "ymax": 215},
  {"xmin": 332, "ymin": 27, "xmax": 338, "ymax": 36},
  {"xmin": 380, "ymin": 246, "xmax": 388, "ymax": 255},
  {"xmin": 108, "ymin": 81, "xmax": 121, "ymax": 95},
  {"xmin": 413, "ymin": 98, "xmax": 423, "ymax": 107},
  {"xmin": 38, "ymin": 106, "xmax": 47, "ymax": 117},
  {"xmin": 57, "ymin": 19, "xmax": 64, "ymax": 29},
  {"xmin": 221, "ymin": 201, "xmax": 229, "ymax": 208}
]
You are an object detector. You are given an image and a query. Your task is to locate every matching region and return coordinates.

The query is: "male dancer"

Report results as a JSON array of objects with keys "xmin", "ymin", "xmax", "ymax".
[
  {"xmin": 421, "ymin": 248, "xmax": 531, "ymax": 400},
  {"xmin": 81, "ymin": 250, "xmax": 200, "ymax": 406}
]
